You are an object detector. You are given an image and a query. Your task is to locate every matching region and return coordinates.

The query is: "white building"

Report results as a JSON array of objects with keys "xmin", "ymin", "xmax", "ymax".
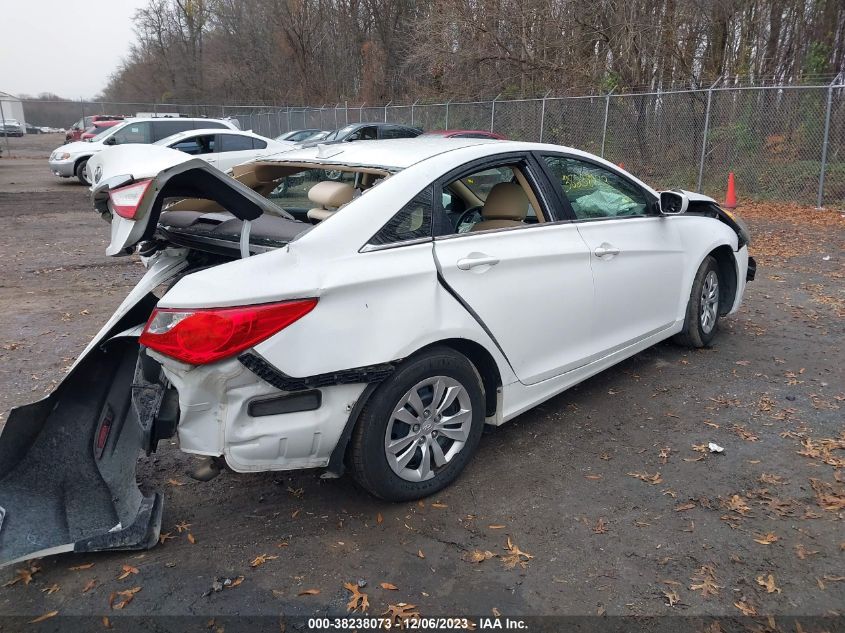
[{"xmin": 0, "ymin": 91, "xmax": 26, "ymax": 131}]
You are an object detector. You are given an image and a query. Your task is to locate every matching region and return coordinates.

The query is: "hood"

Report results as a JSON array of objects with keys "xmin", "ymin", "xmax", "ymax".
[{"xmin": 60, "ymin": 140, "xmax": 102, "ymax": 154}]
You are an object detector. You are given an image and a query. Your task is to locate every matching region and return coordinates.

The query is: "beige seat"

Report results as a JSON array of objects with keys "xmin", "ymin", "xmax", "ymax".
[
  {"xmin": 470, "ymin": 182, "xmax": 529, "ymax": 231},
  {"xmin": 306, "ymin": 181, "xmax": 355, "ymax": 222}
]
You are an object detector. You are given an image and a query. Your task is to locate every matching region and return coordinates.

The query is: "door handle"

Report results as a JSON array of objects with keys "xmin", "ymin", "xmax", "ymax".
[
  {"xmin": 457, "ymin": 254, "xmax": 500, "ymax": 270},
  {"xmin": 593, "ymin": 243, "xmax": 620, "ymax": 258}
]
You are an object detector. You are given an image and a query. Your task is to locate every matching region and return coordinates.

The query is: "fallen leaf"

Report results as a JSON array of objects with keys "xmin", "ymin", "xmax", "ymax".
[
  {"xmin": 159, "ymin": 532, "xmax": 176, "ymax": 544},
  {"xmin": 383, "ymin": 603, "xmax": 421, "ymax": 626},
  {"xmin": 117, "ymin": 564, "xmax": 139, "ymax": 580},
  {"xmin": 795, "ymin": 544, "xmax": 820, "ymax": 559},
  {"xmin": 584, "ymin": 475, "xmax": 602, "ymax": 480},
  {"xmin": 250, "ymin": 554, "xmax": 279, "ymax": 568},
  {"xmin": 69, "ymin": 563, "xmax": 95, "ymax": 571},
  {"xmin": 376, "ymin": 513, "xmax": 384, "ymax": 525},
  {"xmin": 431, "ymin": 502, "xmax": 448, "ymax": 509},
  {"xmin": 167, "ymin": 479, "xmax": 185, "ymax": 486},
  {"xmin": 663, "ymin": 589, "xmax": 680, "ymax": 606},
  {"xmin": 82, "ymin": 578, "xmax": 98, "ymax": 594},
  {"xmin": 41, "ymin": 583, "xmax": 60, "ymax": 595},
  {"xmin": 675, "ymin": 502, "xmax": 696, "ymax": 512},
  {"xmin": 759, "ymin": 473, "xmax": 787, "ymax": 485},
  {"xmin": 380, "ymin": 582, "xmax": 398, "ymax": 590},
  {"xmin": 187, "ymin": 533, "xmax": 197, "ymax": 544},
  {"xmin": 175, "ymin": 521, "xmax": 191, "ymax": 533},
  {"xmin": 487, "ymin": 525, "xmax": 506, "ymax": 530},
  {"xmin": 735, "ymin": 360, "xmax": 750, "ymax": 366},
  {"xmin": 343, "ymin": 582, "xmax": 369, "ymax": 612},
  {"xmin": 28, "ymin": 611, "xmax": 59, "ymax": 624},
  {"xmin": 102, "ymin": 616, "xmax": 112, "ymax": 629},
  {"xmin": 297, "ymin": 588, "xmax": 320, "ymax": 596},
  {"xmin": 463, "ymin": 550, "xmax": 494, "ymax": 563},
  {"xmin": 756, "ymin": 573, "xmax": 781, "ymax": 594},
  {"xmin": 229, "ymin": 576, "xmax": 244, "ymax": 588},
  {"xmin": 109, "ymin": 586, "xmax": 141, "ymax": 610},
  {"xmin": 725, "ymin": 494, "xmax": 752, "ymax": 516},
  {"xmin": 690, "ymin": 565, "xmax": 722, "ymax": 597},
  {"xmin": 593, "ymin": 517, "xmax": 609, "ymax": 534},
  {"xmin": 753, "ymin": 532, "xmax": 779, "ymax": 545},
  {"xmin": 823, "ymin": 575, "xmax": 845, "ymax": 582},
  {"xmin": 627, "ymin": 471, "xmax": 663, "ymax": 485},
  {"xmin": 501, "ymin": 537, "xmax": 533, "ymax": 569},
  {"xmin": 417, "ymin": 549, "xmax": 425, "ymax": 559},
  {"xmin": 734, "ymin": 599, "xmax": 757, "ymax": 616}
]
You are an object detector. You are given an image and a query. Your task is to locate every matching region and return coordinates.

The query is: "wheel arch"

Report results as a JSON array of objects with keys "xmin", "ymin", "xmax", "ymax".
[{"xmin": 706, "ymin": 244, "xmax": 738, "ymax": 316}]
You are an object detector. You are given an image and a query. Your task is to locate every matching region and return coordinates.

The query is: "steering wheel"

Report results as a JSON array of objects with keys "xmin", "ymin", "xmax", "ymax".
[{"xmin": 455, "ymin": 207, "xmax": 482, "ymax": 233}]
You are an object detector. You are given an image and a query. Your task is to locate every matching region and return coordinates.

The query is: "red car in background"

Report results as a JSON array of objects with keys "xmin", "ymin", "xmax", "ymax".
[
  {"xmin": 80, "ymin": 119, "xmax": 124, "ymax": 141},
  {"xmin": 65, "ymin": 115, "xmax": 125, "ymax": 143},
  {"xmin": 421, "ymin": 129, "xmax": 506, "ymax": 140}
]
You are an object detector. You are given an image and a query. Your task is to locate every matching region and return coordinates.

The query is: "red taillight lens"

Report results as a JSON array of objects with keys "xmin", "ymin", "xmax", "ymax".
[
  {"xmin": 140, "ymin": 299, "xmax": 317, "ymax": 365},
  {"xmin": 109, "ymin": 179, "xmax": 152, "ymax": 219}
]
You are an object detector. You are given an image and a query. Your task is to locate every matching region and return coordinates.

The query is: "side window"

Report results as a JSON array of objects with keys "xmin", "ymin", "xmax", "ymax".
[
  {"xmin": 201, "ymin": 121, "xmax": 228, "ymax": 130},
  {"xmin": 220, "ymin": 134, "xmax": 255, "ymax": 152},
  {"xmin": 170, "ymin": 137, "xmax": 203, "ymax": 155},
  {"xmin": 253, "ymin": 138, "xmax": 267, "ymax": 150},
  {"xmin": 380, "ymin": 126, "xmax": 414, "ymax": 139},
  {"xmin": 348, "ymin": 126, "xmax": 377, "ymax": 141},
  {"xmin": 368, "ymin": 188, "xmax": 432, "ymax": 246},
  {"xmin": 543, "ymin": 156, "xmax": 650, "ymax": 220},
  {"xmin": 112, "ymin": 122, "xmax": 152, "ymax": 144},
  {"xmin": 153, "ymin": 119, "xmax": 193, "ymax": 141}
]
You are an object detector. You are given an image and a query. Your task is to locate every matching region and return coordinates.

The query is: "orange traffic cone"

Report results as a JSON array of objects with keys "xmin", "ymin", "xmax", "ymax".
[{"xmin": 724, "ymin": 172, "xmax": 737, "ymax": 209}]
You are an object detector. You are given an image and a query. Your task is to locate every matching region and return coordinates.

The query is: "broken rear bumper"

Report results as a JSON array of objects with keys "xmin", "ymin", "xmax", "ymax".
[{"xmin": 0, "ymin": 339, "xmax": 161, "ymax": 567}]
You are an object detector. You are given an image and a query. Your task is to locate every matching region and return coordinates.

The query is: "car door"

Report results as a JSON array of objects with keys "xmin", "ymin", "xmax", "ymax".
[
  {"xmin": 216, "ymin": 133, "xmax": 258, "ymax": 171},
  {"xmin": 433, "ymin": 154, "xmax": 595, "ymax": 385},
  {"xmin": 540, "ymin": 154, "xmax": 685, "ymax": 356}
]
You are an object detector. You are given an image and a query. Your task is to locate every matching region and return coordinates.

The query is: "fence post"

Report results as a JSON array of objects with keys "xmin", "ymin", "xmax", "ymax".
[
  {"xmin": 445, "ymin": 99, "xmax": 452, "ymax": 130},
  {"xmin": 817, "ymin": 72, "xmax": 842, "ymax": 208},
  {"xmin": 345, "ymin": 101, "xmax": 348, "ymax": 125},
  {"xmin": 600, "ymin": 88, "xmax": 615, "ymax": 158},
  {"xmin": 538, "ymin": 90, "xmax": 551, "ymax": 142},
  {"xmin": 697, "ymin": 76, "xmax": 722, "ymax": 192},
  {"xmin": 80, "ymin": 101, "xmax": 86, "ymax": 131},
  {"xmin": 411, "ymin": 99, "xmax": 419, "ymax": 127},
  {"xmin": 384, "ymin": 100, "xmax": 392, "ymax": 123},
  {"xmin": 490, "ymin": 94, "xmax": 501, "ymax": 132}
]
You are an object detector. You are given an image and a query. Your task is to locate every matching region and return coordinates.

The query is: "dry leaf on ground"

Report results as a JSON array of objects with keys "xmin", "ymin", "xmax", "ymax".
[
  {"xmin": 593, "ymin": 517, "xmax": 609, "ymax": 533},
  {"xmin": 69, "ymin": 563, "xmax": 95, "ymax": 571},
  {"xmin": 463, "ymin": 550, "xmax": 494, "ymax": 563},
  {"xmin": 298, "ymin": 588, "xmax": 320, "ymax": 596},
  {"xmin": 627, "ymin": 471, "xmax": 663, "ymax": 485},
  {"xmin": 756, "ymin": 574, "xmax": 781, "ymax": 594},
  {"xmin": 174, "ymin": 521, "xmax": 191, "ymax": 533},
  {"xmin": 380, "ymin": 582, "xmax": 398, "ymax": 590},
  {"xmin": 82, "ymin": 578, "xmax": 98, "ymax": 594},
  {"xmin": 117, "ymin": 565, "xmax": 139, "ymax": 580},
  {"xmin": 734, "ymin": 599, "xmax": 757, "ymax": 616},
  {"xmin": 343, "ymin": 582, "xmax": 369, "ymax": 612},
  {"xmin": 753, "ymin": 532, "xmax": 780, "ymax": 545},
  {"xmin": 383, "ymin": 603, "xmax": 421, "ymax": 626},
  {"xmin": 250, "ymin": 554, "xmax": 279, "ymax": 568},
  {"xmin": 663, "ymin": 589, "xmax": 680, "ymax": 606},
  {"xmin": 690, "ymin": 565, "xmax": 722, "ymax": 597},
  {"xmin": 28, "ymin": 611, "xmax": 58, "ymax": 624},
  {"xmin": 109, "ymin": 586, "xmax": 141, "ymax": 610},
  {"xmin": 501, "ymin": 537, "xmax": 533, "ymax": 569}
]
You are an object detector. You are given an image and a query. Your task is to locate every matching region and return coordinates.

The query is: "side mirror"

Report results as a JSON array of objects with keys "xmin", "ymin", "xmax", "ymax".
[
  {"xmin": 659, "ymin": 190, "xmax": 689, "ymax": 215},
  {"xmin": 104, "ymin": 137, "xmax": 116, "ymax": 146}
]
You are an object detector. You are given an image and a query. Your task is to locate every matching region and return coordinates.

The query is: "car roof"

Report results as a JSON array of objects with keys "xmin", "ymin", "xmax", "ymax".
[
  {"xmin": 256, "ymin": 137, "xmax": 513, "ymax": 169},
  {"xmin": 154, "ymin": 128, "xmax": 267, "ymax": 145}
]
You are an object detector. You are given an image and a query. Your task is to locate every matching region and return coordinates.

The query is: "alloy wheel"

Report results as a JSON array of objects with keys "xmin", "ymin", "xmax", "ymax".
[
  {"xmin": 384, "ymin": 376, "xmax": 473, "ymax": 482},
  {"xmin": 700, "ymin": 270, "xmax": 719, "ymax": 334}
]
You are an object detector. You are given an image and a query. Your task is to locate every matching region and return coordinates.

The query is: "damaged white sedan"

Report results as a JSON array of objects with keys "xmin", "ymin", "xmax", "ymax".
[{"xmin": 0, "ymin": 138, "xmax": 755, "ymax": 565}]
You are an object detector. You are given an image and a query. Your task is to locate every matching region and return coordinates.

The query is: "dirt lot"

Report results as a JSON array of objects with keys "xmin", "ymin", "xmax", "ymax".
[{"xmin": 0, "ymin": 143, "xmax": 844, "ymax": 630}]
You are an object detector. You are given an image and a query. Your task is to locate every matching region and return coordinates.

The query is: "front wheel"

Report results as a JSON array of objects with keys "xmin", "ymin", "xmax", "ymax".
[
  {"xmin": 75, "ymin": 158, "xmax": 90, "ymax": 185},
  {"xmin": 348, "ymin": 348, "xmax": 485, "ymax": 501},
  {"xmin": 674, "ymin": 255, "xmax": 721, "ymax": 348}
]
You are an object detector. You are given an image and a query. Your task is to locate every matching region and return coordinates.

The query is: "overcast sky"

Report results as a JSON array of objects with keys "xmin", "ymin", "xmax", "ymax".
[{"xmin": 0, "ymin": 0, "xmax": 149, "ymax": 99}]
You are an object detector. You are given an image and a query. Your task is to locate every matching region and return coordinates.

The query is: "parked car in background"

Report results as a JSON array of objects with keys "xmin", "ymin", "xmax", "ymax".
[
  {"xmin": 421, "ymin": 129, "xmax": 506, "ymax": 140},
  {"xmin": 81, "ymin": 119, "xmax": 124, "ymax": 141},
  {"xmin": 65, "ymin": 115, "xmax": 126, "ymax": 143},
  {"xmin": 276, "ymin": 129, "xmax": 322, "ymax": 142},
  {"xmin": 319, "ymin": 122, "xmax": 422, "ymax": 143},
  {"xmin": 50, "ymin": 117, "xmax": 239, "ymax": 185},
  {"xmin": 87, "ymin": 129, "xmax": 293, "ymax": 186},
  {"xmin": 1, "ymin": 119, "xmax": 24, "ymax": 137}
]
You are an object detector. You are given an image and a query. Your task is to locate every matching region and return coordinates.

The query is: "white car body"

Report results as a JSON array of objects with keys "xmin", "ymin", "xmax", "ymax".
[
  {"xmin": 153, "ymin": 128, "xmax": 294, "ymax": 173},
  {"xmin": 0, "ymin": 137, "xmax": 754, "ymax": 565},
  {"xmin": 47, "ymin": 117, "xmax": 239, "ymax": 184}
]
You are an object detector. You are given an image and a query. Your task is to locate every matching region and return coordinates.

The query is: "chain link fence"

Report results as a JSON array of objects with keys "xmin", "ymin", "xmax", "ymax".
[{"xmin": 11, "ymin": 77, "xmax": 845, "ymax": 207}]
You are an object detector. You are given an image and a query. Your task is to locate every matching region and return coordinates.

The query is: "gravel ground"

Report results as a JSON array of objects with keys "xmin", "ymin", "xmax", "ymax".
[{"xmin": 0, "ymin": 147, "xmax": 843, "ymax": 630}]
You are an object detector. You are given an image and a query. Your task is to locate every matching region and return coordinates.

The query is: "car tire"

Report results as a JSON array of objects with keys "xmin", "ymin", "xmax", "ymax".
[
  {"xmin": 674, "ymin": 255, "xmax": 722, "ymax": 348},
  {"xmin": 348, "ymin": 347, "xmax": 485, "ymax": 501},
  {"xmin": 75, "ymin": 158, "xmax": 90, "ymax": 185}
]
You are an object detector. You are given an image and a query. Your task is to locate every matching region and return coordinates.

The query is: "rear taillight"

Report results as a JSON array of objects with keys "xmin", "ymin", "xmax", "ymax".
[
  {"xmin": 109, "ymin": 179, "xmax": 152, "ymax": 219},
  {"xmin": 139, "ymin": 299, "xmax": 318, "ymax": 365}
]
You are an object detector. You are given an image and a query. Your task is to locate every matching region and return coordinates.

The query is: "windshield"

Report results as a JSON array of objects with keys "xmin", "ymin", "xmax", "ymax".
[
  {"xmin": 325, "ymin": 125, "xmax": 357, "ymax": 141},
  {"xmin": 90, "ymin": 122, "xmax": 124, "ymax": 142}
]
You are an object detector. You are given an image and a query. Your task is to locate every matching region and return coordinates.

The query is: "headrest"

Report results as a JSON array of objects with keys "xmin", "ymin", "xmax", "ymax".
[
  {"xmin": 482, "ymin": 182, "xmax": 529, "ymax": 220},
  {"xmin": 308, "ymin": 181, "xmax": 354, "ymax": 209}
]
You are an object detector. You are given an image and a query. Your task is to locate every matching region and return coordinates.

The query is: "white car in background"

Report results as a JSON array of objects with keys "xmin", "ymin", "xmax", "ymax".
[
  {"xmin": 153, "ymin": 128, "xmax": 294, "ymax": 173},
  {"xmin": 48, "ymin": 117, "xmax": 240, "ymax": 185}
]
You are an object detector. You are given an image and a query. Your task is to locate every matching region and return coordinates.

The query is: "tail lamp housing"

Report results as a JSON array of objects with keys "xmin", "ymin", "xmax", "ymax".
[
  {"xmin": 109, "ymin": 179, "xmax": 152, "ymax": 219},
  {"xmin": 140, "ymin": 299, "xmax": 318, "ymax": 365}
]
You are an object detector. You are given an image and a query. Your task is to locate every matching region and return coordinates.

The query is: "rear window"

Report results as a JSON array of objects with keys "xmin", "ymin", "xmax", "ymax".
[
  {"xmin": 220, "ymin": 134, "xmax": 255, "ymax": 152},
  {"xmin": 153, "ymin": 119, "xmax": 194, "ymax": 141}
]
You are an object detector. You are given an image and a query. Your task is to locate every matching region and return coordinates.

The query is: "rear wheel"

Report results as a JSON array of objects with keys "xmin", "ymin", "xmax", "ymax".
[
  {"xmin": 75, "ymin": 158, "xmax": 90, "ymax": 185},
  {"xmin": 348, "ymin": 348, "xmax": 485, "ymax": 501},
  {"xmin": 674, "ymin": 255, "xmax": 721, "ymax": 348}
]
